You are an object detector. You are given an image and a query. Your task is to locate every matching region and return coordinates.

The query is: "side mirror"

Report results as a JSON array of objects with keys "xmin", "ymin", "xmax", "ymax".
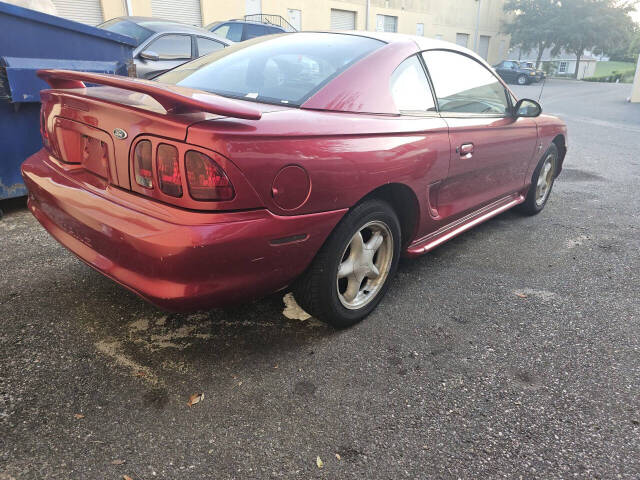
[
  {"xmin": 513, "ymin": 98, "xmax": 542, "ymax": 118},
  {"xmin": 139, "ymin": 50, "xmax": 160, "ymax": 61}
]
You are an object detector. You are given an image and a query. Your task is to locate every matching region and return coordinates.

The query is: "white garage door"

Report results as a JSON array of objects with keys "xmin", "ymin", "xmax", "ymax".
[
  {"xmin": 330, "ymin": 9, "xmax": 356, "ymax": 31},
  {"xmin": 479, "ymin": 35, "xmax": 490, "ymax": 60},
  {"xmin": 152, "ymin": 0, "xmax": 202, "ymax": 26},
  {"xmin": 455, "ymin": 33, "xmax": 470, "ymax": 48},
  {"xmin": 51, "ymin": 0, "xmax": 103, "ymax": 26}
]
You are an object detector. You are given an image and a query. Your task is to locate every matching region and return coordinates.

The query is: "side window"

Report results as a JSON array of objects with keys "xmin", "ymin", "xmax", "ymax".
[
  {"xmin": 197, "ymin": 37, "xmax": 225, "ymax": 57},
  {"xmin": 147, "ymin": 34, "xmax": 192, "ymax": 60},
  {"xmin": 390, "ymin": 56, "xmax": 436, "ymax": 113},
  {"xmin": 212, "ymin": 23, "xmax": 243, "ymax": 42},
  {"xmin": 422, "ymin": 50, "xmax": 509, "ymax": 115},
  {"xmin": 244, "ymin": 23, "xmax": 269, "ymax": 39}
]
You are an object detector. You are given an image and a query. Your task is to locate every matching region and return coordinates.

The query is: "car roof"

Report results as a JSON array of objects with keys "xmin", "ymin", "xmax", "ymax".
[
  {"xmin": 113, "ymin": 16, "xmax": 227, "ymax": 36},
  {"xmin": 212, "ymin": 19, "xmax": 286, "ymax": 29},
  {"xmin": 335, "ymin": 31, "xmax": 486, "ymax": 62}
]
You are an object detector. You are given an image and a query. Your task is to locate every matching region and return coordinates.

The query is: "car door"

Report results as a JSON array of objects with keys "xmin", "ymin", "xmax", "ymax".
[
  {"xmin": 243, "ymin": 23, "xmax": 269, "ymax": 40},
  {"xmin": 136, "ymin": 33, "xmax": 194, "ymax": 79},
  {"xmin": 422, "ymin": 50, "xmax": 538, "ymax": 219},
  {"xmin": 494, "ymin": 61, "xmax": 508, "ymax": 81},
  {"xmin": 505, "ymin": 61, "xmax": 519, "ymax": 82}
]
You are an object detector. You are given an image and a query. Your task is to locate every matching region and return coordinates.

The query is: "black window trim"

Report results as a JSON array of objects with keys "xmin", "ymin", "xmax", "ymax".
[{"xmin": 420, "ymin": 48, "xmax": 516, "ymax": 119}]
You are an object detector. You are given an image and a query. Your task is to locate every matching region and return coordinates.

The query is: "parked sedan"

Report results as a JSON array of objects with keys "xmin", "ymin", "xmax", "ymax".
[
  {"xmin": 23, "ymin": 33, "xmax": 567, "ymax": 327},
  {"xmin": 99, "ymin": 17, "xmax": 231, "ymax": 79},
  {"xmin": 206, "ymin": 19, "xmax": 287, "ymax": 42},
  {"xmin": 494, "ymin": 60, "xmax": 539, "ymax": 85}
]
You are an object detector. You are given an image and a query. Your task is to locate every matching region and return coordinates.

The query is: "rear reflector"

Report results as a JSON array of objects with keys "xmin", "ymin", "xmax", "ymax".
[
  {"xmin": 134, "ymin": 140, "xmax": 153, "ymax": 188},
  {"xmin": 157, "ymin": 144, "xmax": 182, "ymax": 197},
  {"xmin": 185, "ymin": 150, "xmax": 234, "ymax": 201}
]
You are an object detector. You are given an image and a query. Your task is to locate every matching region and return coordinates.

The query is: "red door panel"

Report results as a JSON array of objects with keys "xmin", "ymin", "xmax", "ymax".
[{"xmin": 437, "ymin": 116, "xmax": 538, "ymax": 219}]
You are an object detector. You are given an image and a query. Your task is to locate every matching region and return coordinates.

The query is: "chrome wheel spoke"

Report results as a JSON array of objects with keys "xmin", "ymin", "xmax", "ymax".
[
  {"xmin": 367, "ymin": 263, "xmax": 380, "ymax": 279},
  {"xmin": 343, "ymin": 274, "xmax": 361, "ymax": 302},
  {"xmin": 350, "ymin": 231, "xmax": 364, "ymax": 257},
  {"xmin": 366, "ymin": 231, "xmax": 384, "ymax": 252},
  {"xmin": 338, "ymin": 259, "xmax": 354, "ymax": 279}
]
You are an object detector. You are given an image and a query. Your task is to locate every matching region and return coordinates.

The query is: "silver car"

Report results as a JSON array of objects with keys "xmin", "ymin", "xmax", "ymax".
[{"xmin": 99, "ymin": 17, "xmax": 232, "ymax": 79}]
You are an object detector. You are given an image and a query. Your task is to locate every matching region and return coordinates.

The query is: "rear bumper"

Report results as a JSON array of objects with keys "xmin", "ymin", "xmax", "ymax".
[{"xmin": 22, "ymin": 149, "xmax": 345, "ymax": 311}]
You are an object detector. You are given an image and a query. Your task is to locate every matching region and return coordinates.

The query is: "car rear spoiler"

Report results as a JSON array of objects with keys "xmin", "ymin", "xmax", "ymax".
[{"xmin": 37, "ymin": 69, "xmax": 262, "ymax": 120}]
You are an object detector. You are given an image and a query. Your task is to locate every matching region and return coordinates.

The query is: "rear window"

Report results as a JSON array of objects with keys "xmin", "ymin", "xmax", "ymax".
[
  {"xmin": 211, "ymin": 23, "xmax": 243, "ymax": 42},
  {"xmin": 156, "ymin": 33, "xmax": 384, "ymax": 107},
  {"xmin": 99, "ymin": 19, "xmax": 154, "ymax": 46}
]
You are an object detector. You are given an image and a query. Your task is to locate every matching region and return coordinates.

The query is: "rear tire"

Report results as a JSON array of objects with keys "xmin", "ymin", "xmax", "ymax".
[
  {"xmin": 517, "ymin": 74, "xmax": 528, "ymax": 85},
  {"xmin": 517, "ymin": 143, "xmax": 558, "ymax": 215},
  {"xmin": 293, "ymin": 199, "xmax": 401, "ymax": 328}
]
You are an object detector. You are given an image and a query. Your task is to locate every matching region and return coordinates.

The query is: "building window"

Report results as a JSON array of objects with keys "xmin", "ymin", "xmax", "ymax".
[
  {"xmin": 435, "ymin": 34, "xmax": 443, "ymax": 40},
  {"xmin": 455, "ymin": 33, "xmax": 469, "ymax": 48},
  {"xmin": 498, "ymin": 39, "xmax": 506, "ymax": 61},
  {"xmin": 559, "ymin": 61, "xmax": 568, "ymax": 73},
  {"xmin": 376, "ymin": 14, "xmax": 398, "ymax": 33},
  {"xmin": 416, "ymin": 23, "xmax": 424, "ymax": 36},
  {"xmin": 479, "ymin": 35, "xmax": 490, "ymax": 60}
]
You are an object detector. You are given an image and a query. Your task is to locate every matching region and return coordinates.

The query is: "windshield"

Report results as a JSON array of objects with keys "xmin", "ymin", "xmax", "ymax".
[
  {"xmin": 99, "ymin": 19, "xmax": 154, "ymax": 45},
  {"xmin": 156, "ymin": 33, "xmax": 384, "ymax": 106}
]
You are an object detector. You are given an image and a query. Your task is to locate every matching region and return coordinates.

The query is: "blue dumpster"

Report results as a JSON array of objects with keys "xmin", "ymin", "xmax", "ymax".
[{"xmin": 0, "ymin": 1, "xmax": 136, "ymax": 203}]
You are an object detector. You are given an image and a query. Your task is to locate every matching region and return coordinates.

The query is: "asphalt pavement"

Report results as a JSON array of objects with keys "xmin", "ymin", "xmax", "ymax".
[{"xmin": 1, "ymin": 79, "xmax": 639, "ymax": 479}]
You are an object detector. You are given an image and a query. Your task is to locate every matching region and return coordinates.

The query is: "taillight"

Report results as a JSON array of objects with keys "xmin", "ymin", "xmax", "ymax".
[
  {"xmin": 185, "ymin": 150, "xmax": 234, "ymax": 201},
  {"xmin": 157, "ymin": 144, "xmax": 182, "ymax": 197},
  {"xmin": 134, "ymin": 140, "xmax": 153, "ymax": 188},
  {"xmin": 40, "ymin": 107, "xmax": 49, "ymax": 148}
]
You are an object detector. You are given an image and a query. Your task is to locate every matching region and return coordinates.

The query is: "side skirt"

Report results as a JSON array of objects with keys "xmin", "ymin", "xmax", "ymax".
[{"xmin": 405, "ymin": 193, "xmax": 525, "ymax": 257}]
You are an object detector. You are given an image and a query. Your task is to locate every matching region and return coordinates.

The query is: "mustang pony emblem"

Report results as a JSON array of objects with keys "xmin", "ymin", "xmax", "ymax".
[{"xmin": 113, "ymin": 128, "xmax": 128, "ymax": 140}]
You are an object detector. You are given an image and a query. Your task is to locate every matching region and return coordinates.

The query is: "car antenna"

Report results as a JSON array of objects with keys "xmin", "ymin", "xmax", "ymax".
[{"xmin": 538, "ymin": 76, "xmax": 547, "ymax": 103}]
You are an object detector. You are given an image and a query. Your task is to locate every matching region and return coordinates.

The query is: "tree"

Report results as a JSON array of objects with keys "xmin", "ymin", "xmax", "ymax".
[
  {"xmin": 503, "ymin": 0, "xmax": 563, "ymax": 68},
  {"xmin": 553, "ymin": 0, "xmax": 637, "ymax": 78}
]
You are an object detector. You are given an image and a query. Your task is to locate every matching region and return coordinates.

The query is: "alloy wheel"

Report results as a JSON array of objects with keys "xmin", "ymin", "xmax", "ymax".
[
  {"xmin": 337, "ymin": 220, "xmax": 394, "ymax": 310},
  {"xmin": 535, "ymin": 153, "xmax": 555, "ymax": 207}
]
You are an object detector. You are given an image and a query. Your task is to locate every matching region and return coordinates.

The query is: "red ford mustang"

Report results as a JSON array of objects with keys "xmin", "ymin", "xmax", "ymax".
[{"xmin": 22, "ymin": 32, "xmax": 567, "ymax": 328}]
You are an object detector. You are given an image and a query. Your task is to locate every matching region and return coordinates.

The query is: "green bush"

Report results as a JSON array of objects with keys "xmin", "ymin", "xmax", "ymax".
[{"xmin": 583, "ymin": 69, "xmax": 636, "ymax": 83}]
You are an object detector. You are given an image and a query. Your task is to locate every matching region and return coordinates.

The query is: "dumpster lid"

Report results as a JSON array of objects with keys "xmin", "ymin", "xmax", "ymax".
[{"xmin": 0, "ymin": 2, "xmax": 137, "ymax": 47}]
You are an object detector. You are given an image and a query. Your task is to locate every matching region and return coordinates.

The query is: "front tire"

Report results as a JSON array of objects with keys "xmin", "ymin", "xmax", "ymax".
[
  {"xmin": 517, "ymin": 74, "xmax": 528, "ymax": 85},
  {"xmin": 518, "ymin": 144, "xmax": 558, "ymax": 215},
  {"xmin": 293, "ymin": 199, "xmax": 401, "ymax": 328}
]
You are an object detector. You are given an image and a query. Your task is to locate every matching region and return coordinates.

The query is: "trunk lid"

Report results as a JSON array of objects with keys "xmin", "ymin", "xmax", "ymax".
[
  {"xmin": 38, "ymin": 70, "xmax": 267, "ymax": 211},
  {"xmin": 41, "ymin": 86, "xmax": 211, "ymax": 190}
]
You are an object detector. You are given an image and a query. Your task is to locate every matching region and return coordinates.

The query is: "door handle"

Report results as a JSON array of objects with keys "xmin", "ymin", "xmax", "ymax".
[{"xmin": 458, "ymin": 143, "xmax": 474, "ymax": 159}]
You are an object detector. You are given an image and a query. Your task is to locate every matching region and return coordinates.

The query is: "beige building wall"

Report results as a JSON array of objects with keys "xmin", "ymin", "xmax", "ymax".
[
  {"xmin": 100, "ymin": 0, "xmax": 126, "ymax": 19},
  {"xmin": 631, "ymin": 55, "xmax": 640, "ymax": 103},
  {"xmin": 99, "ymin": 0, "xmax": 510, "ymax": 64}
]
